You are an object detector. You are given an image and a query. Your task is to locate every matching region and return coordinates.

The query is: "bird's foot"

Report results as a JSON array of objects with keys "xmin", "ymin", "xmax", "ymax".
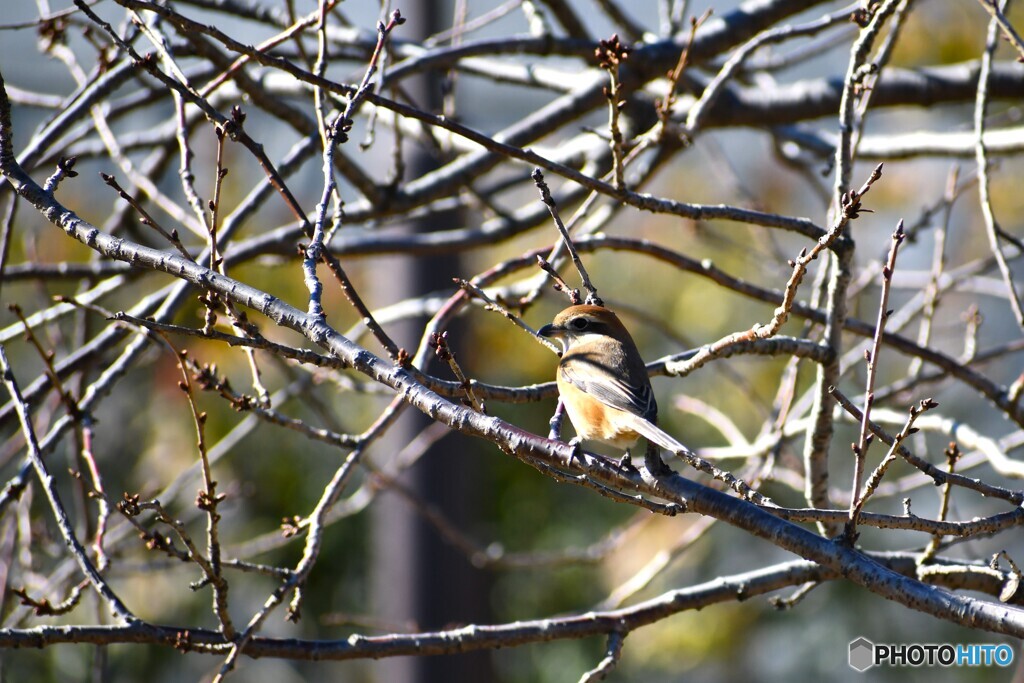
[
  {"xmin": 617, "ymin": 449, "xmax": 637, "ymax": 473},
  {"xmin": 567, "ymin": 437, "xmax": 584, "ymax": 466}
]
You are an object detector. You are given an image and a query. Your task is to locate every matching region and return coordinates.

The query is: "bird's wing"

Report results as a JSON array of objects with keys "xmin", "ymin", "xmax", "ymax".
[
  {"xmin": 560, "ymin": 353, "xmax": 684, "ymax": 453},
  {"xmin": 559, "ymin": 356, "xmax": 657, "ymax": 422}
]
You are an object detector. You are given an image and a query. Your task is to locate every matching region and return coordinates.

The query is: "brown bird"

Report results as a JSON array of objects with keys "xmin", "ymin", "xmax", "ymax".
[{"xmin": 538, "ymin": 304, "xmax": 684, "ymax": 464}]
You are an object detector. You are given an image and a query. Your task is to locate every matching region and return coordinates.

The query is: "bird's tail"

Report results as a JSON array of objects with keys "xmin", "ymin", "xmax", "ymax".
[
  {"xmin": 630, "ymin": 416, "xmax": 685, "ymax": 453},
  {"xmin": 633, "ymin": 416, "xmax": 772, "ymax": 506}
]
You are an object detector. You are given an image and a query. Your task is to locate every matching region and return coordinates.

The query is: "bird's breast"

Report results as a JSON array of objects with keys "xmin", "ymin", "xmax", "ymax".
[{"xmin": 557, "ymin": 377, "xmax": 641, "ymax": 449}]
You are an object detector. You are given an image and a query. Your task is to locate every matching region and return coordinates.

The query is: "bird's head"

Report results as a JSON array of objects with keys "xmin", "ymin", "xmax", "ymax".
[{"xmin": 538, "ymin": 304, "xmax": 634, "ymax": 353}]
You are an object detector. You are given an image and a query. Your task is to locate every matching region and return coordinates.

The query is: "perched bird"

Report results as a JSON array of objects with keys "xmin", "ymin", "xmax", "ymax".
[{"xmin": 538, "ymin": 304, "xmax": 685, "ymax": 464}]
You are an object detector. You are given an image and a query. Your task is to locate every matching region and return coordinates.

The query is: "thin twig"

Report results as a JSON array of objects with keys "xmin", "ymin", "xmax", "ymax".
[
  {"xmin": 830, "ymin": 386, "xmax": 1023, "ymax": 504},
  {"xmin": 213, "ymin": 395, "xmax": 404, "ymax": 681},
  {"xmin": 99, "ymin": 172, "xmax": 193, "ymax": 260},
  {"xmin": 920, "ymin": 441, "xmax": 962, "ymax": 563},
  {"xmin": 975, "ymin": 0, "xmax": 1024, "ymax": 328},
  {"xmin": 431, "ymin": 331, "xmax": 485, "ymax": 413},
  {"xmin": 657, "ymin": 9, "xmax": 711, "ymax": 139},
  {"xmin": 0, "ymin": 343, "xmax": 136, "ymax": 624},
  {"xmin": 595, "ymin": 34, "xmax": 631, "ymax": 190},
  {"xmin": 578, "ymin": 631, "xmax": 626, "ymax": 683},
  {"xmin": 975, "ymin": 0, "xmax": 1024, "ymax": 61},
  {"xmin": 455, "ymin": 278, "xmax": 561, "ymax": 354},
  {"xmin": 665, "ymin": 164, "xmax": 884, "ymax": 378},
  {"xmin": 534, "ymin": 256, "xmax": 582, "ymax": 305},
  {"xmin": 804, "ymin": 0, "xmax": 900, "ymax": 532},
  {"xmin": 78, "ymin": 422, "xmax": 110, "ymax": 570},
  {"xmin": 769, "ymin": 581, "xmax": 820, "ymax": 610},
  {"xmin": 685, "ymin": 4, "xmax": 856, "ymax": 137},
  {"xmin": 848, "ymin": 221, "xmax": 906, "ymax": 525},
  {"xmin": 168, "ymin": 341, "xmax": 235, "ymax": 638},
  {"xmin": 532, "ymin": 168, "xmax": 603, "ymax": 306},
  {"xmin": 321, "ymin": 252, "xmax": 403, "ymax": 360},
  {"xmin": 909, "ymin": 165, "xmax": 959, "ymax": 377},
  {"xmin": 847, "ymin": 397, "xmax": 936, "ymax": 539}
]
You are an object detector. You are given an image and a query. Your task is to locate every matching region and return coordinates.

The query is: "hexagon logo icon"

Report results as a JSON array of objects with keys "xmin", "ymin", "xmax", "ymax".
[{"xmin": 849, "ymin": 637, "xmax": 875, "ymax": 672}]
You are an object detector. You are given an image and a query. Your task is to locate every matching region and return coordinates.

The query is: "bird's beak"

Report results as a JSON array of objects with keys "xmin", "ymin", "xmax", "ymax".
[
  {"xmin": 537, "ymin": 323, "xmax": 559, "ymax": 339},
  {"xmin": 537, "ymin": 323, "xmax": 567, "ymax": 354}
]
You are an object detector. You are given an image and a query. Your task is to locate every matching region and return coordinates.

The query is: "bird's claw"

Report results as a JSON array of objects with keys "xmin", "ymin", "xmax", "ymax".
[
  {"xmin": 617, "ymin": 449, "xmax": 638, "ymax": 474},
  {"xmin": 567, "ymin": 437, "xmax": 583, "ymax": 466}
]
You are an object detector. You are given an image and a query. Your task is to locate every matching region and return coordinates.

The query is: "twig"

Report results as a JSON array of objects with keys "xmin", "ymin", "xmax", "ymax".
[
  {"xmin": 322, "ymin": 252, "xmax": 402, "ymax": 360},
  {"xmin": 596, "ymin": 514, "xmax": 716, "ymax": 609},
  {"xmin": 213, "ymin": 395, "xmax": 404, "ymax": 682},
  {"xmin": 532, "ymin": 168, "xmax": 603, "ymax": 306},
  {"xmin": 975, "ymin": 0, "xmax": 1024, "ymax": 328},
  {"xmin": 847, "ymin": 397, "xmax": 936, "ymax": 540},
  {"xmin": 534, "ymin": 256, "xmax": 582, "ymax": 305},
  {"xmin": 455, "ymin": 278, "xmax": 561, "ymax": 354},
  {"xmin": 975, "ymin": 0, "xmax": 1024, "ymax": 61},
  {"xmin": 74, "ymin": 0, "xmax": 312, "ymax": 237},
  {"xmin": 960, "ymin": 305, "xmax": 983, "ymax": 363},
  {"xmin": 769, "ymin": 581, "xmax": 820, "ymax": 610},
  {"xmin": 665, "ymin": 164, "xmax": 884, "ymax": 377},
  {"xmin": 829, "ymin": 386, "xmax": 1023, "ymax": 504},
  {"xmin": 187, "ymin": 359, "xmax": 360, "ymax": 447},
  {"xmin": 79, "ymin": 422, "xmax": 110, "ymax": 570},
  {"xmin": 804, "ymin": 0, "xmax": 900, "ymax": 531},
  {"xmin": 99, "ymin": 172, "xmax": 193, "ymax": 260},
  {"xmin": 12, "ymin": 581, "xmax": 86, "ymax": 617},
  {"xmin": 657, "ymin": 9, "xmax": 710, "ymax": 138},
  {"xmin": 110, "ymin": 310, "xmax": 343, "ymax": 368},
  {"xmin": 431, "ymin": 331, "xmax": 485, "ymax": 413},
  {"xmin": 304, "ymin": 9, "xmax": 406, "ymax": 324},
  {"xmin": 685, "ymin": 4, "xmax": 856, "ymax": 137},
  {"xmin": 834, "ymin": 0, "xmax": 901, "ymax": 200},
  {"xmin": 578, "ymin": 631, "xmax": 625, "ymax": 683},
  {"xmin": 116, "ymin": 494, "xmax": 194, "ymax": 564},
  {"xmin": 848, "ymin": 221, "xmax": 906, "ymax": 522},
  {"xmin": 42, "ymin": 155, "xmax": 79, "ymax": 193},
  {"xmin": 0, "ymin": 195, "xmax": 15, "ymax": 305},
  {"xmin": 850, "ymin": 0, "xmax": 913, "ymax": 150},
  {"xmin": 0, "ymin": 343, "xmax": 136, "ymax": 623},
  {"xmin": 200, "ymin": 1, "xmax": 341, "ymax": 97},
  {"xmin": 168, "ymin": 342, "xmax": 235, "ymax": 638},
  {"xmin": 670, "ymin": 443, "xmax": 773, "ymax": 506},
  {"xmin": 6, "ymin": 303, "xmax": 80, "ymax": 418},
  {"xmin": 595, "ymin": 34, "xmax": 631, "ymax": 190},
  {"xmin": 909, "ymin": 165, "xmax": 959, "ymax": 377},
  {"xmin": 920, "ymin": 441, "xmax": 962, "ymax": 563}
]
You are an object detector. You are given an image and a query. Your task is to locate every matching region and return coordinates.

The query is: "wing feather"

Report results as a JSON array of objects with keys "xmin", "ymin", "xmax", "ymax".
[{"xmin": 559, "ymin": 353, "xmax": 657, "ymax": 422}]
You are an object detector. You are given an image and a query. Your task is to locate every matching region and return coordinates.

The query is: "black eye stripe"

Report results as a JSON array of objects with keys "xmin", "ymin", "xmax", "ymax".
[{"xmin": 567, "ymin": 317, "xmax": 605, "ymax": 331}]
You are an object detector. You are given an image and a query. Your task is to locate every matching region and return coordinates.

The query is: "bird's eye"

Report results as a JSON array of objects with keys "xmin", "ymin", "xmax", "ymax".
[{"xmin": 569, "ymin": 317, "xmax": 590, "ymax": 331}]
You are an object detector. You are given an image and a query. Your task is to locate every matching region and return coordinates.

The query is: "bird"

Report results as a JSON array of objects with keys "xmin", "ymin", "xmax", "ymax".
[
  {"xmin": 538, "ymin": 304, "xmax": 768, "ymax": 503},
  {"xmin": 538, "ymin": 304, "xmax": 685, "ymax": 467}
]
